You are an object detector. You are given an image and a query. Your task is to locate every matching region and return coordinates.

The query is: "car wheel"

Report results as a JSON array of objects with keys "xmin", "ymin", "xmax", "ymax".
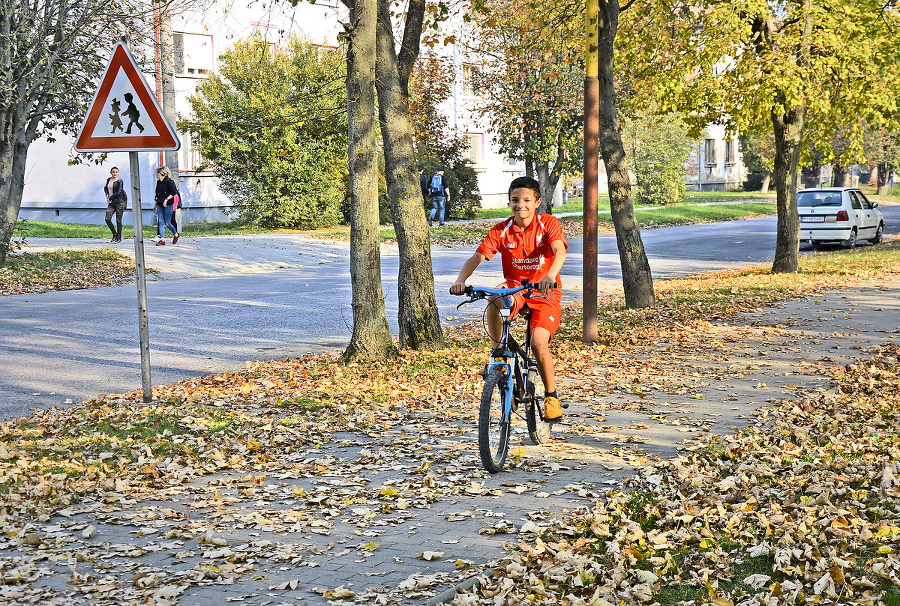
[
  {"xmin": 842, "ymin": 227, "xmax": 858, "ymax": 248},
  {"xmin": 870, "ymin": 223, "xmax": 884, "ymax": 244}
]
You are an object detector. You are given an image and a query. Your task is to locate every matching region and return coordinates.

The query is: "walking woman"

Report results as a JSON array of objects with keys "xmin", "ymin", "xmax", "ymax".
[
  {"xmin": 104, "ymin": 167, "xmax": 127, "ymax": 243},
  {"xmin": 153, "ymin": 166, "xmax": 179, "ymax": 245}
]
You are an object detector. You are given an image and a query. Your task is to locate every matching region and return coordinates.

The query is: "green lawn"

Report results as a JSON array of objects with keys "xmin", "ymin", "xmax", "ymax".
[
  {"xmin": 18, "ymin": 220, "xmax": 287, "ymax": 239},
  {"xmin": 18, "ymin": 190, "xmax": 777, "ymax": 241},
  {"xmin": 477, "ymin": 190, "xmax": 774, "ymax": 219}
]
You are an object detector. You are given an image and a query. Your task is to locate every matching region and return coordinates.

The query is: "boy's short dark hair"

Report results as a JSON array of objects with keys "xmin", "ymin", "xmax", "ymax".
[{"xmin": 508, "ymin": 176, "xmax": 541, "ymax": 199}]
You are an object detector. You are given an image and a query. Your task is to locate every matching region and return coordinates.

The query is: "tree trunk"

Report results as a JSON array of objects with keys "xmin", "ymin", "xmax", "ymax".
[
  {"xmin": 597, "ymin": 0, "xmax": 654, "ymax": 309},
  {"xmin": 801, "ymin": 161, "xmax": 820, "ymax": 189},
  {"xmin": 0, "ymin": 132, "xmax": 30, "ymax": 265},
  {"xmin": 832, "ymin": 163, "xmax": 848, "ymax": 187},
  {"xmin": 760, "ymin": 172, "xmax": 771, "ymax": 193},
  {"xmin": 343, "ymin": 0, "xmax": 397, "ymax": 361},
  {"xmin": 770, "ymin": 102, "xmax": 805, "ymax": 274},
  {"xmin": 877, "ymin": 162, "xmax": 889, "ymax": 195},
  {"xmin": 868, "ymin": 164, "xmax": 879, "ymax": 187},
  {"xmin": 374, "ymin": 0, "xmax": 444, "ymax": 351},
  {"xmin": 534, "ymin": 163, "xmax": 561, "ymax": 214}
]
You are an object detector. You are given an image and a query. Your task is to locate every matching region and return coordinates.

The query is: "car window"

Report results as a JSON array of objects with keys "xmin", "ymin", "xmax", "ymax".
[
  {"xmin": 797, "ymin": 191, "xmax": 840, "ymax": 207},
  {"xmin": 856, "ymin": 190, "xmax": 874, "ymax": 209},
  {"xmin": 849, "ymin": 191, "xmax": 863, "ymax": 209}
]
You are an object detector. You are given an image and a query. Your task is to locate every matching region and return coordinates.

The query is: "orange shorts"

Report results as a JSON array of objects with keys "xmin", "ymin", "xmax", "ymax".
[{"xmin": 506, "ymin": 287, "xmax": 562, "ymax": 338}]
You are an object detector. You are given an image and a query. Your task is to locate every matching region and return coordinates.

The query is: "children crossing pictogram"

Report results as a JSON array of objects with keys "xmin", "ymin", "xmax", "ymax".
[{"xmin": 75, "ymin": 41, "xmax": 180, "ymax": 152}]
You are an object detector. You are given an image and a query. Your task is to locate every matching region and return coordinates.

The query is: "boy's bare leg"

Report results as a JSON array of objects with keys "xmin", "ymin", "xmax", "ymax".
[{"xmin": 530, "ymin": 327, "xmax": 556, "ymax": 393}]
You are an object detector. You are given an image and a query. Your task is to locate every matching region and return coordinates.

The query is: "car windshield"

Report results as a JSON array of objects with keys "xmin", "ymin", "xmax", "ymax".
[{"xmin": 797, "ymin": 192, "xmax": 841, "ymax": 207}]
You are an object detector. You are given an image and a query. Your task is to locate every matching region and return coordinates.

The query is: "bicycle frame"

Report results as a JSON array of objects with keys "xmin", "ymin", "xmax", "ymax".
[{"xmin": 461, "ymin": 284, "xmax": 534, "ymax": 423}]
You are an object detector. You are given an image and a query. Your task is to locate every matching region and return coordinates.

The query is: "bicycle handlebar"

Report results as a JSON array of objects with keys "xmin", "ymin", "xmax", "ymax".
[{"xmin": 452, "ymin": 279, "xmax": 556, "ymax": 309}]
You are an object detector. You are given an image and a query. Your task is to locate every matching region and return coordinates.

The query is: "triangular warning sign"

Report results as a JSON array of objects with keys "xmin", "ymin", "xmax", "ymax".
[{"xmin": 75, "ymin": 42, "xmax": 180, "ymax": 152}]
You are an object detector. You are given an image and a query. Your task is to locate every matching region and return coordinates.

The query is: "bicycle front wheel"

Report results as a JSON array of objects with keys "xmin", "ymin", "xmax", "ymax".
[{"xmin": 479, "ymin": 369, "xmax": 511, "ymax": 473}]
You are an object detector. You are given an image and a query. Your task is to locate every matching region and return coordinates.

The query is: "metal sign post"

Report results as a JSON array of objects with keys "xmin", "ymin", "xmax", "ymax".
[
  {"xmin": 75, "ymin": 37, "xmax": 180, "ymax": 403},
  {"xmin": 129, "ymin": 152, "xmax": 153, "ymax": 401}
]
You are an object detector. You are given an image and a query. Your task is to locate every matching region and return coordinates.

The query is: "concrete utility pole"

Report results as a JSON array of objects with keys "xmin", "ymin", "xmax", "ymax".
[
  {"xmin": 582, "ymin": 0, "xmax": 599, "ymax": 344},
  {"xmin": 159, "ymin": 3, "xmax": 179, "ymax": 182}
]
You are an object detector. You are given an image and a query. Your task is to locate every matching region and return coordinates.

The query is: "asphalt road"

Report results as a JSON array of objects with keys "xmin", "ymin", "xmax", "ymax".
[{"xmin": 2, "ymin": 205, "xmax": 898, "ymax": 419}]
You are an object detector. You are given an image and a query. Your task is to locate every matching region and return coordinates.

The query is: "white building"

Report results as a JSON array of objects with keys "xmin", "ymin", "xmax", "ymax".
[
  {"xmin": 20, "ymin": 0, "xmax": 523, "ymax": 224},
  {"xmin": 685, "ymin": 124, "xmax": 746, "ymax": 191}
]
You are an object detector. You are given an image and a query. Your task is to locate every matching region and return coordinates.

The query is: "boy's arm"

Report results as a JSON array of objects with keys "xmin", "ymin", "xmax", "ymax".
[
  {"xmin": 450, "ymin": 252, "xmax": 486, "ymax": 295},
  {"xmin": 536, "ymin": 240, "xmax": 567, "ymax": 296}
]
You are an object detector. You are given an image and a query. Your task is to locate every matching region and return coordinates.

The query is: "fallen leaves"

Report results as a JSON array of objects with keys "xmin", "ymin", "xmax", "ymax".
[
  {"xmin": 452, "ymin": 343, "xmax": 900, "ymax": 605},
  {"xmin": 0, "ymin": 249, "xmax": 138, "ymax": 296},
  {"xmin": 1, "ymin": 243, "xmax": 899, "ymax": 604}
]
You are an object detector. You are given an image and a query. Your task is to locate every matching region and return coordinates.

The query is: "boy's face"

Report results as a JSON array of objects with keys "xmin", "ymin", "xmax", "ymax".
[{"xmin": 509, "ymin": 187, "xmax": 540, "ymax": 223}]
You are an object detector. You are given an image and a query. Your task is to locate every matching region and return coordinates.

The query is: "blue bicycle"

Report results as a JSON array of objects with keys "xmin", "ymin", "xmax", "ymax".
[{"xmin": 455, "ymin": 280, "xmax": 554, "ymax": 473}]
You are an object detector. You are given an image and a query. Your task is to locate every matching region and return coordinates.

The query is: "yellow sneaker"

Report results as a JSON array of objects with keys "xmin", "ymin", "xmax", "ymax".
[{"xmin": 544, "ymin": 396, "xmax": 563, "ymax": 423}]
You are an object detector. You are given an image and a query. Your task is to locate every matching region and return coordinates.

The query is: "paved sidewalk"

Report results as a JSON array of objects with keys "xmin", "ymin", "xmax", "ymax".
[{"xmin": 1, "ymin": 279, "xmax": 898, "ymax": 605}]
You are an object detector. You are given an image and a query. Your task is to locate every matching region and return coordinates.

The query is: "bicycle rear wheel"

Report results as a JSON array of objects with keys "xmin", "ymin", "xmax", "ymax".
[
  {"xmin": 526, "ymin": 367, "xmax": 551, "ymax": 445},
  {"xmin": 479, "ymin": 369, "xmax": 511, "ymax": 473}
]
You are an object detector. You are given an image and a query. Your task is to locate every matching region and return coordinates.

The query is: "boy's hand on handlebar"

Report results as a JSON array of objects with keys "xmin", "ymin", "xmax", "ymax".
[
  {"xmin": 450, "ymin": 282, "xmax": 467, "ymax": 296},
  {"xmin": 535, "ymin": 276, "xmax": 557, "ymax": 297}
]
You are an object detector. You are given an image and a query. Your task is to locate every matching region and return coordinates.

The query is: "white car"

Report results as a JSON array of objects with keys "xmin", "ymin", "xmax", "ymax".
[{"xmin": 798, "ymin": 187, "xmax": 884, "ymax": 247}]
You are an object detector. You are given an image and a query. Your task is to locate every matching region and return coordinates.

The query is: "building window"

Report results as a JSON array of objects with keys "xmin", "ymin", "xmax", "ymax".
[
  {"xmin": 461, "ymin": 64, "xmax": 483, "ymax": 97},
  {"xmin": 173, "ymin": 32, "xmax": 214, "ymax": 78},
  {"xmin": 183, "ymin": 132, "xmax": 208, "ymax": 171},
  {"xmin": 704, "ymin": 138, "xmax": 717, "ymax": 166},
  {"xmin": 725, "ymin": 139, "xmax": 735, "ymax": 165},
  {"xmin": 464, "ymin": 133, "xmax": 483, "ymax": 164}
]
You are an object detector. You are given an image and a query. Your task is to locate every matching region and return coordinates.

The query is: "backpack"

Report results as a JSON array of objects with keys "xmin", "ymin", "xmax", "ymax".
[{"xmin": 429, "ymin": 174, "xmax": 443, "ymax": 197}]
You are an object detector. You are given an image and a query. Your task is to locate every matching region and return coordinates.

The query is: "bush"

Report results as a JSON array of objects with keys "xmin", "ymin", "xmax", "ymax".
[
  {"xmin": 624, "ymin": 114, "xmax": 693, "ymax": 206},
  {"xmin": 420, "ymin": 140, "xmax": 482, "ymax": 220},
  {"xmin": 184, "ymin": 35, "xmax": 347, "ymax": 230}
]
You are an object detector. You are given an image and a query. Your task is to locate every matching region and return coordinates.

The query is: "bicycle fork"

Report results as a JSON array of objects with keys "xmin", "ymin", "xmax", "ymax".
[{"xmin": 486, "ymin": 306, "xmax": 516, "ymax": 423}]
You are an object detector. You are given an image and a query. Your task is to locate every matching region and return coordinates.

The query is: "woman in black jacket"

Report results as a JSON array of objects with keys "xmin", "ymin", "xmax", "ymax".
[
  {"xmin": 103, "ymin": 167, "xmax": 127, "ymax": 243},
  {"xmin": 153, "ymin": 166, "xmax": 179, "ymax": 245}
]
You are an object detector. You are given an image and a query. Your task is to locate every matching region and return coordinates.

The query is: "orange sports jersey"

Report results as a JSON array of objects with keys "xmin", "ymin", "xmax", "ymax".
[{"xmin": 476, "ymin": 214, "xmax": 568, "ymax": 288}]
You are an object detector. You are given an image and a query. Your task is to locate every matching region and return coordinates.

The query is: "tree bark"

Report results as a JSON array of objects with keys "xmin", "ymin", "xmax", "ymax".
[
  {"xmin": 868, "ymin": 164, "xmax": 879, "ymax": 187},
  {"xmin": 801, "ymin": 160, "xmax": 820, "ymax": 189},
  {"xmin": 877, "ymin": 162, "xmax": 889, "ymax": 195},
  {"xmin": 374, "ymin": 0, "xmax": 444, "ymax": 350},
  {"xmin": 343, "ymin": 0, "xmax": 397, "ymax": 361},
  {"xmin": 0, "ymin": 135, "xmax": 29, "ymax": 264},
  {"xmin": 832, "ymin": 163, "xmax": 849, "ymax": 187},
  {"xmin": 597, "ymin": 0, "xmax": 654, "ymax": 309},
  {"xmin": 534, "ymin": 143, "xmax": 565, "ymax": 213},
  {"xmin": 760, "ymin": 173, "xmax": 771, "ymax": 193},
  {"xmin": 770, "ymin": 102, "xmax": 805, "ymax": 273}
]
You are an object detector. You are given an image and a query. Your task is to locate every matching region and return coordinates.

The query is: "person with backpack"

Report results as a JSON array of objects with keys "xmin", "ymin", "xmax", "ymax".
[
  {"xmin": 427, "ymin": 167, "xmax": 450, "ymax": 227},
  {"xmin": 103, "ymin": 166, "xmax": 127, "ymax": 243}
]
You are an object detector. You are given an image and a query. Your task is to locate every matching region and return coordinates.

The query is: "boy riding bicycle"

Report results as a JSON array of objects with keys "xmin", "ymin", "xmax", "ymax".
[{"xmin": 450, "ymin": 176, "xmax": 568, "ymax": 422}]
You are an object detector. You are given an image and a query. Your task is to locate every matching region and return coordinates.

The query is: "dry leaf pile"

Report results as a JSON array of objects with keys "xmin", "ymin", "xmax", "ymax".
[
  {"xmin": 0, "ymin": 250, "xmax": 136, "ymax": 296},
  {"xmin": 452, "ymin": 344, "xmax": 900, "ymax": 606}
]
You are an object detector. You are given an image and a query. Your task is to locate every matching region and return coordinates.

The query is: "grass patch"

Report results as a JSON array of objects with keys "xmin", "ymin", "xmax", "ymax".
[
  {"xmin": 20, "ymin": 219, "xmax": 284, "ymax": 239},
  {"xmin": 656, "ymin": 585, "xmax": 706, "ymax": 605},
  {"xmin": 633, "ymin": 201, "xmax": 774, "ymax": 226},
  {"xmin": 681, "ymin": 190, "xmax": 775, "ymax": 203},
  {"xmin": 0, "ymin": 249, "xmax": 136, "ymax": 296}
]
